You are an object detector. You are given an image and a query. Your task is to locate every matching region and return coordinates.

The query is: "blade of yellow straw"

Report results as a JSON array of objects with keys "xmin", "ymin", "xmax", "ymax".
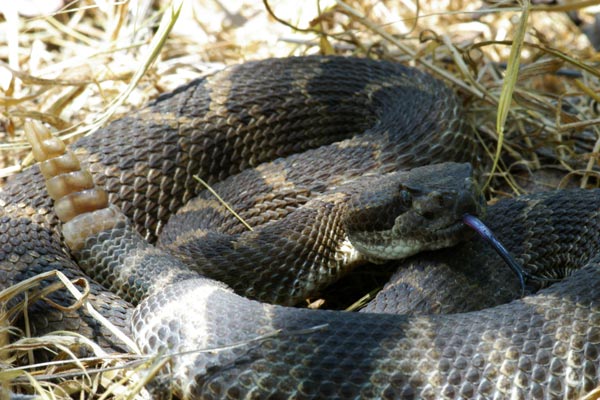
[
  {"xmin": 484, "ymin": 0, "xmax": 530, "ymax": 190},
  {"xmin": 193, "ymin": 175, "xmax": 253, "ymax": 232}
]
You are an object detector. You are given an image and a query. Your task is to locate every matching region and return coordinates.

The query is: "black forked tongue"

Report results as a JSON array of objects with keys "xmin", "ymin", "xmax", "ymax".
[{"xmin": 462, "ymin": 214, "xmax": 528, "ymax": 297}]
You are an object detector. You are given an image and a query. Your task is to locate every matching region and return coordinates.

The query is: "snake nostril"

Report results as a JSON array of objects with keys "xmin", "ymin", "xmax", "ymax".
[{"xmin": 431, "ymin": 192, "xmax": 445, "ymax": 207}]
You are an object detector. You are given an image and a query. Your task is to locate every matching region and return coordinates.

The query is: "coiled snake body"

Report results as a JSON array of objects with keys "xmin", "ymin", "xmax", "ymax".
[{"xmin": 3, "ymin": 56, "xmax": 600, "ymax": 399}]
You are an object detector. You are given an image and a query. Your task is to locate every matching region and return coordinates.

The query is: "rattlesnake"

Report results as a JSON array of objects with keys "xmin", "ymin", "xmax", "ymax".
[{"xmin": 4, "ymin": 56, "xmax": 600, "ymax": 399}]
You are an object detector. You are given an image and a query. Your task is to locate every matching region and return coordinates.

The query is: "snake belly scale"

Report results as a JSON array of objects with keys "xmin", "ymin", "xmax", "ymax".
[{"xmin": 3, "ymin": 56, "xmax": 600, "ymax": 399}]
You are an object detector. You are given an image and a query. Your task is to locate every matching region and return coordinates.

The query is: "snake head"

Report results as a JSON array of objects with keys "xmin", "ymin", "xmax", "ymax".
[{"xmin": 344, "ymin": 162, "xmax": 485, "ymax": 261}]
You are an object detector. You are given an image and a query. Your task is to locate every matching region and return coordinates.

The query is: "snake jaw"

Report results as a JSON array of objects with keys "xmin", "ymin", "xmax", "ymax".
[{"xmin": 349, "ymin": 219, "xmax": 470, "ymax": 261}]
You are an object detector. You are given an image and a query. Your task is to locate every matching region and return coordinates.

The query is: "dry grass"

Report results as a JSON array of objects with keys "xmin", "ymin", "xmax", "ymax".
[{"xmin": 0, "ymin": 0, "xmax": 599, "ymax": 398}]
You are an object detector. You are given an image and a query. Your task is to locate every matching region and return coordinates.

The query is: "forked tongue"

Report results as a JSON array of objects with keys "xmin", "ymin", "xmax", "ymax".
[{"xmin": 463, "ymin": 214, "xmax": 528, "ymax": 297}]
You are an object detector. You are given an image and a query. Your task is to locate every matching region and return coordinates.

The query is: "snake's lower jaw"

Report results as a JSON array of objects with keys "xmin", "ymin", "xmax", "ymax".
[{"xmin": 349, "ymin": 220, "xmax": 469, "ymax": 261}]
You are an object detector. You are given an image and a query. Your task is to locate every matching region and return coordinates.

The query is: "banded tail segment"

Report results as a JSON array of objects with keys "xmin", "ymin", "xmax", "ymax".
[
  {"xmin": 24, "ymin": 121, "xmax": 197, "ymax": 305},
  {"xmin": 24, "ymin": 120, "xmax": 124, "ymax": 251}
]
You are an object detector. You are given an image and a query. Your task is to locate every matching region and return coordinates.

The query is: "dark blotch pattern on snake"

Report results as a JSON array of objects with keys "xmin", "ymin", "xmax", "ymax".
[{"xmin": 2, "ymin": 56, "xmax": 600, "ymax": 399}]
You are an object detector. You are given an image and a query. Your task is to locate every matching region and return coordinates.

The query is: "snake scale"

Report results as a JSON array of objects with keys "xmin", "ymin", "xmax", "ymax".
[{"xmin": 3, "ymin": 56, "xmax": 600, "ymax": 399}]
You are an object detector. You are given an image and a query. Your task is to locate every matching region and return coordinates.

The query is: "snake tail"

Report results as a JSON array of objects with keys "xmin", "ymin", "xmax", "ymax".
[
  {"xmin": 24, "ymin": 120, "xmax": 120, "ymax": 251},
  {"xmin": 24, "ymin": 121, "xmax": 197, "ymax": 305}
]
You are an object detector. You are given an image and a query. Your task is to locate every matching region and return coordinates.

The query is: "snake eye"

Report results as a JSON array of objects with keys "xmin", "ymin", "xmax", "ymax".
[{"xmin": 399, "ymin": 189, "xmax": 412, "ymax": 207}]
